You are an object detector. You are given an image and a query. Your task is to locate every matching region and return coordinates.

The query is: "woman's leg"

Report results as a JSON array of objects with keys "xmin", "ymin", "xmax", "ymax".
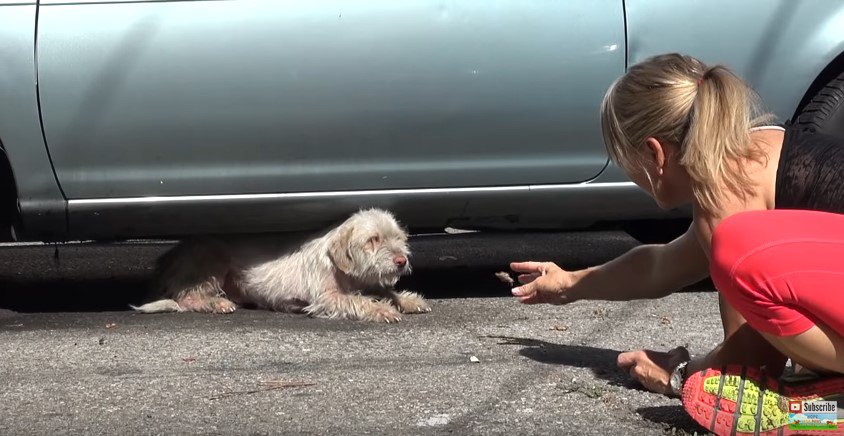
[
  {"xmin": 710, "ymin": 208, "xmax": 844, "ymax": 374},
  {"xmin": 760, "ymin": 323, "xmax": 844, "ymax": 375},
  {"xmin": 712, "ymin": 295, "xmax": 788, "ymax": 376}
]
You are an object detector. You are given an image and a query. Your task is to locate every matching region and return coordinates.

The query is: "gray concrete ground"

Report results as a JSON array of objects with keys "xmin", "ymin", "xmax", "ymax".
[{"xmin": 0, "ymin": 231, "xmax": 721, "ymax": 435}]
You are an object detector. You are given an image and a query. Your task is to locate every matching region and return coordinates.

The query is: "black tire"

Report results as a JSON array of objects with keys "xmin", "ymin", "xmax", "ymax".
[
  {"xmin": 794, "ymin": 71, "xmax": 844, "ymax": 139},
  {"xmin": 0, "ymin": 148, "xmax": 16, "ymax": 242}
]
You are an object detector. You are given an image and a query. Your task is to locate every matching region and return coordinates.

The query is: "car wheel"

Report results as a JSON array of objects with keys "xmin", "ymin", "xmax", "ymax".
[
  {"xmin": 794, "ymin": 71, "xmax": 844, "ymax": 139},
  {"xmin": 0, "ymin": 152, "xmax": 15, "ymax": 242}
]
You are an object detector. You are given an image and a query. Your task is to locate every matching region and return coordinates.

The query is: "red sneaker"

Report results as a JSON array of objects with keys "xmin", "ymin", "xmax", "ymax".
[{"xmin": 682, "ymin": 365, "xmax": 844, "ymax": 435}]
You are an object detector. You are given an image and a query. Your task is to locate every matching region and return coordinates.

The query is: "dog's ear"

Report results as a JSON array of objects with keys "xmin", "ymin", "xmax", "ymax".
[{"xmin": 328, "ymin": 226, "xmax": 354, "ymax": 274}]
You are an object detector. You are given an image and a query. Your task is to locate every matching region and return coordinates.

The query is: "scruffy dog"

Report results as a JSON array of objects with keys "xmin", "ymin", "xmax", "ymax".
[{"xmin": 132, "ymin": 208, "xmax": 430, "ymax": 322}]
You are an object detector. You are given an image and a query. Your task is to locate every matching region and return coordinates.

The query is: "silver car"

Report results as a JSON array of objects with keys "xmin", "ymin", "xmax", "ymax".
[{"xmin": 1, "ymin": 0, "xmax": 843, "ymax": 243}]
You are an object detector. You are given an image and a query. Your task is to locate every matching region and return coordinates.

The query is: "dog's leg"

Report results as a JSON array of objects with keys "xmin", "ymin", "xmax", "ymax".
[
  {"xmin": 132, "ymin": 294, "xmax": 237, "ymax": 314},
  {"xmin": 389, "ymin": 290, "xmax": 431, "ymax": 314},
  {"xmin": 151, "ymin": 239, "xmax": 237, "ymax": 314},
  {"xmin": 176, "ymin": 292, "xmax": 237, "ymax": 314},
  {"xmin": 304, "ymin": 292, "xmax": 402, "ymax": 323}
]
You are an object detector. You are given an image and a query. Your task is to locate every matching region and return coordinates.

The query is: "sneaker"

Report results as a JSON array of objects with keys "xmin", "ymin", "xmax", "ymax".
[{"xmin": 682, "ymin": 365, "xmax": 844, "ymax": 435}]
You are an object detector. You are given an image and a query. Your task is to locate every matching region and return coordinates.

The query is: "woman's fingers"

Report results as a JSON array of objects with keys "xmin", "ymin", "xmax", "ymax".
[
  {"xmin": 511, "ymin": 283, "xmax": 529, "ymax": 296},
  {"xmin": 509, "ymin": 261, "xmax": 545, "ymax": 273},
  {"xmin": 511, "ymin": 281, "xmax": 535, "ymax": 297},
  {"xmin": 511, "ymin": 281, "xmax": 543, "ymax": 304},
  {"xmin": 617, "ymin": 349, "xmax": 675, "ymax": 395},
  {"xmin": 515, "ymin": 294, "xmax": 539, "ymax": 304},
  {"xmin": 517, "ymin": 273, "xmax": 540, "ymax": 284},
  {"xmin": 616, "ymin": 350, "xmax": 639, "ymax": 371},
  {"xmin": 510, "ymin": 263, "xmax": 571, "ymax": 305}
]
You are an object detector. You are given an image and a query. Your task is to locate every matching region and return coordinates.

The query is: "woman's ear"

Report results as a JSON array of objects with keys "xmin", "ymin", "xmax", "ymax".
[{"xmin": 644, "ymin": 137, "xmax": 668, "ymax": 175}]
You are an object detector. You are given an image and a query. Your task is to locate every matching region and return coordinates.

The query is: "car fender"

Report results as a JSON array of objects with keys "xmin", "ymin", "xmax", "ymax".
[
  {"xmin": 626, "ymin": 0, "xmax": 844, "ymax": 124},
  {"xmin": 0, "ymin": 3, "xmax": 67, "ymax": 241}
]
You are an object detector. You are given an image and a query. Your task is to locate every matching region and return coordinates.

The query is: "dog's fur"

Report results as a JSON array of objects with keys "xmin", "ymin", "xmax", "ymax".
[{"xmin": 132, "ymin": 208, "xmax": 430, "ymax": 322}]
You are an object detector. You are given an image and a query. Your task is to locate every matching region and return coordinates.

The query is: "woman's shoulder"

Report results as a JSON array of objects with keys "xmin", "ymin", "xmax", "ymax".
[{"xmin": 691, "ymin": 201, "xmax": 770, "ymax": 254}]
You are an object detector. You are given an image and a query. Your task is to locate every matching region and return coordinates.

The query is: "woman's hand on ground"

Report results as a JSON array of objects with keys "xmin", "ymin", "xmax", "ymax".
[
  {"xmin": 616, "ymin": 346, "xmax": 690, "ymax": 396},
  {"xmin": 509, "ymin": 261, "xmax": 576, "ymax": 305}
]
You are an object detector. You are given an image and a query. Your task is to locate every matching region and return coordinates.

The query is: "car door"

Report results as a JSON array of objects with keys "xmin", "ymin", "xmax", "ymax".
[{"xmin": 37, "ymin": 0, "xmax": 624, "ymax": 200}]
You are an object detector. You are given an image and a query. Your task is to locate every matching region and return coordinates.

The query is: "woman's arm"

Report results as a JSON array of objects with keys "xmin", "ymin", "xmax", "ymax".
[{"xmin": 511, "ymin": 224, "xmax": 710, "ymax": 304}]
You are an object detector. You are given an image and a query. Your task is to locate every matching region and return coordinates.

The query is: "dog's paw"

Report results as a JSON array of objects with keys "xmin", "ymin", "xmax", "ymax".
[
  {"xmin": 393, "ymin": 291, "xmax": 431, "ymax": 314},
  {"xmin": 365, "ymin": 303, "xmax": 403, "ymax": 323},
  {"xmin": 210, "ymin": 297, "xmax": 237, "ymax": 314},
  {"xmin": 176, "ymin": 295, "xmax": 236, "ymax": 314}
]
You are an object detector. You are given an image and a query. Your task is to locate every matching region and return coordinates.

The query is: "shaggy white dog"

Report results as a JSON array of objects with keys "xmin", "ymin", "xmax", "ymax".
[{"xmin": 132, "ymin": 208, "xmax": 430, "ymax": 322}]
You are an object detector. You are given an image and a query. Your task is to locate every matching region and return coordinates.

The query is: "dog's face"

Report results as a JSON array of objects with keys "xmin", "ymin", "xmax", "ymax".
[{"xmin": 328, "ymin": 209, "xmax": 411, "ymax": 290}]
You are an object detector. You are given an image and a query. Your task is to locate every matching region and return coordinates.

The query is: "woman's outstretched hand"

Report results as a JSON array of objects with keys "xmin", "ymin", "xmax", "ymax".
[{"xmin": 509, "ymin": 261, "xmax": 576, "ymax": 305}]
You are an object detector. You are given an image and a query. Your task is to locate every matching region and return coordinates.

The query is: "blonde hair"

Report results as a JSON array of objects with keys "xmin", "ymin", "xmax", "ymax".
[{"xmin": 600, "ymin": 53, "xmax": 775, "ymax": 213}]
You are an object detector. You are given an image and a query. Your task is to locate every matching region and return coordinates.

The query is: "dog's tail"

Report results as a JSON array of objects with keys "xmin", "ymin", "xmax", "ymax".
[{"xmin": 130, "ymin": 299, "xmax": 183, "ymax": 314}]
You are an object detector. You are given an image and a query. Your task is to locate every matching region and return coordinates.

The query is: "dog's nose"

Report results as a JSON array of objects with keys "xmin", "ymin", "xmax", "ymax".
[{"xmin": 394, "ymin": 255, "xmax": 407, "ymax": 268}]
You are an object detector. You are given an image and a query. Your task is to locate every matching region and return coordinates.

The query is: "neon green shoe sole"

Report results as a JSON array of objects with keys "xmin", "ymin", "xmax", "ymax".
[{"xmin": 682, "ymin": 365, "xmax": 844, "ymax": 435}]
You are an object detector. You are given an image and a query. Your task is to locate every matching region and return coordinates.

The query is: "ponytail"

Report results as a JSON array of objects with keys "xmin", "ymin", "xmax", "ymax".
[
  {"xmin": 600, "ymin": 54, "xmax": 775, "ymax": 215},
  {"xmin": 681, "ymin": 66, "xmax": 774, "ymax": 213}
]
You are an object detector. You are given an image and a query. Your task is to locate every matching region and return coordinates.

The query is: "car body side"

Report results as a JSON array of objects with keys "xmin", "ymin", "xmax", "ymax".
[{"xmin": 0, "ymin": 0, "xmax": 842, "ymax": 242}]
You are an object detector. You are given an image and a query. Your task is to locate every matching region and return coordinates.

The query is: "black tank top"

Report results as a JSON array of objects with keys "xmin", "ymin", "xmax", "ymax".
[{"xmin": 775, "ymin": 123, "xmax": 844, "ymax": 213}]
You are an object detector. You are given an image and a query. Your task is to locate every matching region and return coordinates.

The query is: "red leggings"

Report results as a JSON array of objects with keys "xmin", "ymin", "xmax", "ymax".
[{"xmin": 710, "ymin": 209, "xmax": 844, "ymax": 338}]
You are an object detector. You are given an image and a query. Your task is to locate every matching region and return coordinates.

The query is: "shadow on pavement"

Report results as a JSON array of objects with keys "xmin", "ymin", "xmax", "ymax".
[
  {"xmin": 488, "ymin": 335, "xmax": 711, "ymax": 433},
  {"xmin": 0, "ymin": 278, "xmax": 150, "ymax": 312},
  {"xmin": 0, "ymin": 267, "xmax": 518, "ymax": 313},
  {"xmin": 636, "ymin": 405, "xmax": 708, "ymax": 434},
  {"xmin": 0, "ymin": 230, "xmax": 711, "ymax": 312},
  {"xmin": 483, "ymin": 335, "xmax": 628, "ymax": 386}
]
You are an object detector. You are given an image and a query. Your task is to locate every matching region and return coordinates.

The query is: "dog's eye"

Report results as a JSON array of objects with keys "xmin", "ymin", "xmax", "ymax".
[{"xmin": 370, "ymin": 235, "xmax": 381, "ymax": 244}]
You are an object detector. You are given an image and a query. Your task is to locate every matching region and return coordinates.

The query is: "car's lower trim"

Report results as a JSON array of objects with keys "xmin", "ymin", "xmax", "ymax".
[
  {"xmin": 51, "ymin": 180, "xmax": 687, "ymax": 241},
  {"xmin": 67, "ymin": 181, "xmax": 638, "ymax": 205}
]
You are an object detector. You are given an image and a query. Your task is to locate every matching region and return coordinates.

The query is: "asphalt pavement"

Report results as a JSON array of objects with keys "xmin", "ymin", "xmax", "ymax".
[{"xmin": 0, "ymin": 230, "xmax": 721, "ymax": 435}]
